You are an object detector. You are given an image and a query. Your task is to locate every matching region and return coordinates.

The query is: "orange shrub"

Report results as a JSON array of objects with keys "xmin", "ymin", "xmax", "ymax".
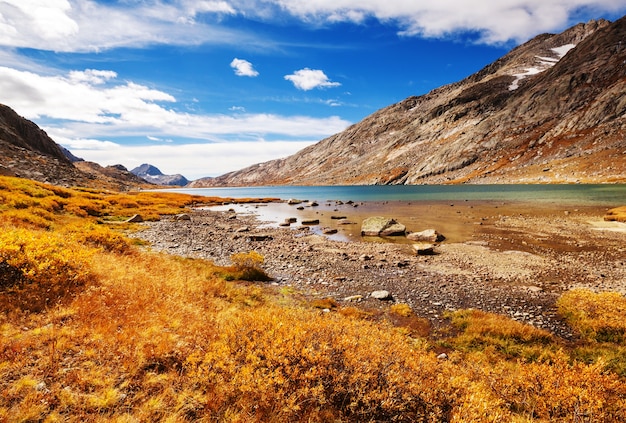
[
  {"xmin": 225, "ymin": 250, "xmax": 271, "ymax": 281},
  {"xmin": 187, "ymin": 305, "xmax": 453, "ymax": 422},
  {"xmin": 0, "ymin": 209, "xmax": 54, "ymax": 229},
  {"xmin": 65, "ymin": 222, "xmax": 133, "ymax": 255},
  {"xmin": 0, "ymin": 228, "xmax": 94, "ymax": 312},
  {"xmin": 454, "ymin": 353, "xmax": 626, "ymax": 422}
]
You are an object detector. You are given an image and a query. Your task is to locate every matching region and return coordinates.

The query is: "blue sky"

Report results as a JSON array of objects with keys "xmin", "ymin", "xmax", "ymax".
[{"xmin": 1, "ymin": 1, "xmax": 625, "ymax": 180}]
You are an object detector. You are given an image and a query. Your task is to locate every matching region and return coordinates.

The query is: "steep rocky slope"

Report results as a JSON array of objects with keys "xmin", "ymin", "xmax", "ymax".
[
  {"xmin": 192, "ymin": 17, "xmax": 625, "ymax": 187},
  {"xmin": 0, "ymin": 104, "xmax": 85, "ymax": 186},
  {"xmin": 0, "ymin": 104, "xmax": 151, "ymax": 189}
]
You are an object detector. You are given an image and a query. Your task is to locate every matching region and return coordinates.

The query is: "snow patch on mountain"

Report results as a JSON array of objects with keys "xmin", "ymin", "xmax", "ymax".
[{"xmin": 509, "ymin": 44, "xmax": 576, "ymax": 90}]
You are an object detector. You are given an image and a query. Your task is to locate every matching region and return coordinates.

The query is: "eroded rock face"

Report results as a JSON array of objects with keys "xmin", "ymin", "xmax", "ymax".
[
  {"xmin": 0, "ymin": 103, "xmax": 154, "ymax": 189},
  {"xmin": 192, "ymin": 18, "xmax": 625, "ymax": 187}
]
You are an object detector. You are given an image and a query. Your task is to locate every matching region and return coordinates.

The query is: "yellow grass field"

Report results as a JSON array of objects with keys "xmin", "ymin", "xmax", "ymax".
[{"xmin": 1, "ymin": 175, "xmax": 626, "ymax": 422}]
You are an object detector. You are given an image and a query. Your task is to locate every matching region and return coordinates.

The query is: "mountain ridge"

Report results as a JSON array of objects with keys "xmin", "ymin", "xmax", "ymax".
[
  {"xmin": 190, "ymin": 17, "xmax": 625, "ymax": 187},
  {"xmin": 0, "ymin": 104, "xmax": 153, "ymax": 190}
]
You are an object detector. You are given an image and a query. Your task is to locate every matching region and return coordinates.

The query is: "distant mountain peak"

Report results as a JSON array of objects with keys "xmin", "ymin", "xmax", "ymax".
[
  {"xmin": 131, "ymin": 163, "xmax": 163, "ymax": 176},
  {"xmin": 131, "ymin": 163, "xmax": 188, "ymax": 186}
]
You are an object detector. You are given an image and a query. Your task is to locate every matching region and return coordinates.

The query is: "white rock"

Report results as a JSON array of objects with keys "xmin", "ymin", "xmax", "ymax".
[{"xmin": 370, "ymin": 290, "xmax": 392, "ymax": 300}]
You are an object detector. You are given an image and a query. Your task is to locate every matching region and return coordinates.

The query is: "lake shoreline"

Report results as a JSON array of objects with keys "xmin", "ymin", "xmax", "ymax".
[{"xmin": 137, "ymin": 199, "xmax": 626, "ymax": 339}]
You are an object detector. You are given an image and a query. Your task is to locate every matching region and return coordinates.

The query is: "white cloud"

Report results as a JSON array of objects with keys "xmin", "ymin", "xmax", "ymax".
[
  {"xmin": 241, "ymin": 0, "xmax": 626, "ymax": 44},
  {"xmin": 57, "ymin": 136, "xmax": 317, "ymax": 180},
  {"xmin": 0, "ymin": 66, "xmax": 176, "ymax": 124},
  {"xmin": 184, "ymin": 0, "xmax": 236, "ymax": 16},
  {"xmin": 284, "ymin": 68, "xmax": 341, "ymax": 91},
  {"xmin": 1, "ymin": 1, "xmax": 622, "ymax": 54},
  {"xmin": 68, "ymin": 69, "xmax": 117, "ymax": 85},
  {"xmin": 230, "ymin": 58, "xmax": 259, "ymax": 77},
  {"xmin": 0, "ymin": 0, "xmax": 79, "ymax": 42},
  {"xmin": 0, "ymin": 64, "xmax": 350, "ymax": 178},
  {"xmin": 0, "ymin": 0, "xmax": 260, "ymax": 52},
  {"xmin": 0, "ymin": 65, "xmax": 350, "ymax": 138}
]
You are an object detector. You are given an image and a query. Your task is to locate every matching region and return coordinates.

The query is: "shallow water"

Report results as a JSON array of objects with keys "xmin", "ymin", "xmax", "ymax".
[
  {"xmin": 166, "ymin": 184, "xmax": 626, "ymax": 206},
  {"xmin": 180, "ymin": 184, "xmax": 624, "ymax": 243},
  {"xmin": 206, "ymin": 198, "xmax": 605, "ymax": 245}
]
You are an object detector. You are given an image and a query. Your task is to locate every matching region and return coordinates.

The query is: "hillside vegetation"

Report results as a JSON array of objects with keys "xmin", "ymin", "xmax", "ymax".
[{"xmin": 1, "ymin": 175, "xmax": 626, "ymax": 422}]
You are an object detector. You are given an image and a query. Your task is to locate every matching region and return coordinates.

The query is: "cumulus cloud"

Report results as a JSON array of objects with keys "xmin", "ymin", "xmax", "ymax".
[
  {"xmin": 0, "ymin": 0, "xmax": 79, "ymax": 42},
  {"xmin": 284, "ymin": 68, "xmax": 341, "ymax": 91},
  {"xmin": 230, "ymin": 58, "xmax": 259, "ymax": 77},
  {"xmin": 1, "ymin": 1, "xmax": 622, "ymax": 53},
  {"xmin": 0, "ymin": 66, "xmax": 176, "ymax": 124},
  {"xmin": 241, "ymin": 0, "xmax": 626, "ymax": 44},
  {"xmin": 0, "ymin": 0, "xmax": 260, "ymax": 52},
  {"xmin": 0, "ymin": 64, "xmax": 349, "ymax": 146}
]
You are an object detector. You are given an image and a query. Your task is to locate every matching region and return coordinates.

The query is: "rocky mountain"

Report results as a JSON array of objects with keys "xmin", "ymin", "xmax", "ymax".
[
  {"xmin": 131, "ymin": 163, "xmax": 189, "ymax": 186},
  {"xmin": 74, "ymin": 162, "xmax": 155, "ymax": 191},
  {"xmin": 191, "ymin": 17, "xmax": 626, "ymax": 187},
  {"xmin": 0, "ymin": 104, "xmax": 151, "ymax": 190},
  {"xmin": 0, "ymin": 104, "xmax": 85, "ymax": 186}
]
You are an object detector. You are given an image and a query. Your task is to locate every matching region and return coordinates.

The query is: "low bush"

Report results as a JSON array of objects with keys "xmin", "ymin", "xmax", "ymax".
[
  {"xmin": 224, "ymin": 250, "xmax": 272, "ymax": 281},
  {"xmin": 0, "ymin": 228, "xmax": 94, "ymax": 312}
]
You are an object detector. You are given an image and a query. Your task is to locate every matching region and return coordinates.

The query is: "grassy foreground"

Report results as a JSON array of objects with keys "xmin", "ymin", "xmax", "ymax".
[{"xmin": 1, "ymin": 175, "xmax": 626, "ymax": 422}]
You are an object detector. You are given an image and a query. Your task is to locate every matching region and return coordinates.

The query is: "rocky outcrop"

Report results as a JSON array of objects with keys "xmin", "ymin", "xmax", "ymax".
[
  {"xmin": 195, "ymin": 17, "xmax": 625, "ymax": 186},
  {"xmin": 0, "ymin": 104, "xmax": 86, "ymax": 185},
  {"xmin": 0, "ymin": 104, "xmax": 71, "ymax": 163},
  {"xmin": 0, "ymin": 103, "xmax": 156, "ymax": 189},
  {"xmin": 74, "ymin": 162, "xmax": 153, "ymax": 190}
]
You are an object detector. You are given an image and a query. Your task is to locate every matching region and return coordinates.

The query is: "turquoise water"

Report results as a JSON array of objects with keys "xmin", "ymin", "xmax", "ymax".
[{"xmin": 161, "ymin": 184, "xmax": 626, "ymax": 206}]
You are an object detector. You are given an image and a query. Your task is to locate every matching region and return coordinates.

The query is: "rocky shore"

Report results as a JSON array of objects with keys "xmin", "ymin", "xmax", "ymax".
[{"xmin": 136, "ymin": 200, "xmax": 626, "ymax": 339}]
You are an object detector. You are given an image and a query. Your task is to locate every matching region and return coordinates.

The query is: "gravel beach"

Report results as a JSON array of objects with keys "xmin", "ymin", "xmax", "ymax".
[{"xmin": 137, "ymin": 199, "xmax": 626, "ymax": 339}]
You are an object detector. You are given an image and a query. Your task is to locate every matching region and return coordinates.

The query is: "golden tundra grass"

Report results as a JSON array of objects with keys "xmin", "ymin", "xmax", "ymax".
[{"xmin": 1, "ymin": 175, "xmax": 626, "ymax": 422}]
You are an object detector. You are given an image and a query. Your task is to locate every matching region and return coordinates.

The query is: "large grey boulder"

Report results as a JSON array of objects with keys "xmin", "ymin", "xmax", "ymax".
[{"xmin": 361, "ymin": 216, "xmax": 406, "ymax": 237}]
